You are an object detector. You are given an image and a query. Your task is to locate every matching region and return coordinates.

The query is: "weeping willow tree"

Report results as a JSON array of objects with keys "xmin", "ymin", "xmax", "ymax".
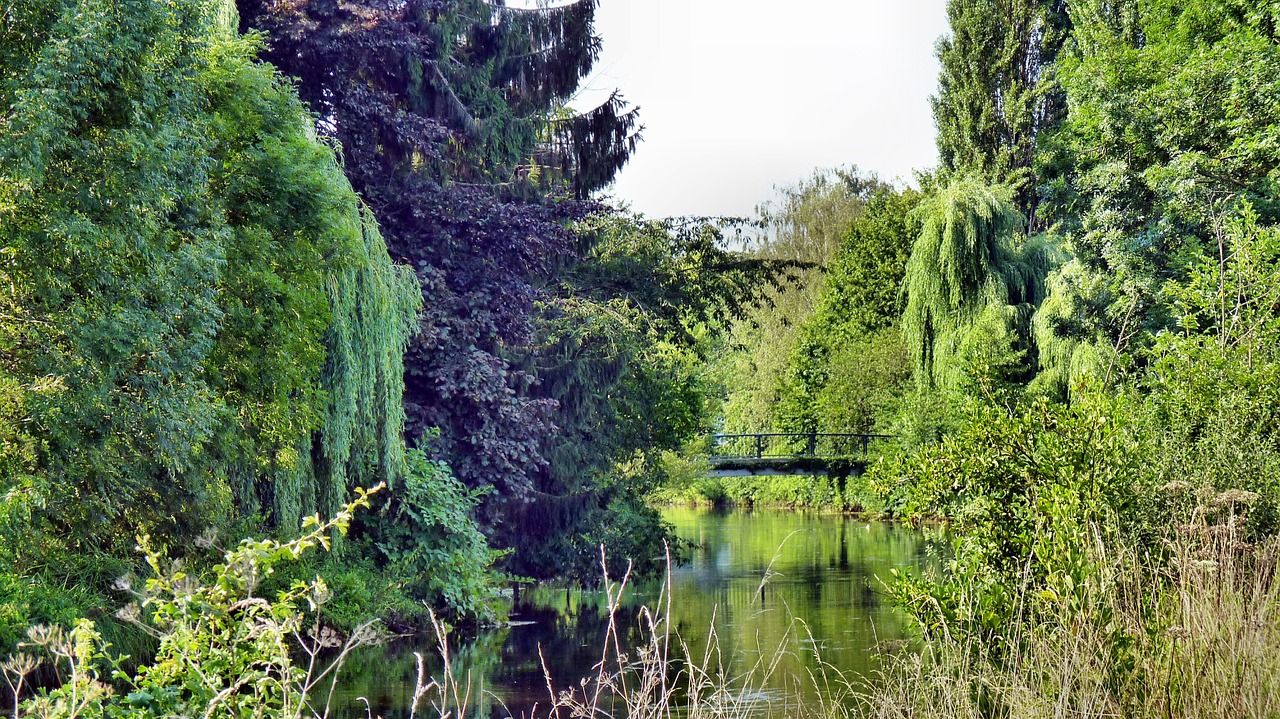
[
  {"xmin": 903, "ymin": 178, "xmax": 1058, "ymax": 389},
  {"xmin": 204, "ymin": 1, "xmax": 424, "ymax": 532},
  {"xmin": 0, "ymin": 0, "xmax": 423, "ymax": 548},
  {"xmin": 1027, "ymin": 261, "xmax": 1108, "ymax": 400},
  {"xmin": 275, "ymin": 207, "xmax": 422, "ymax": 531}
]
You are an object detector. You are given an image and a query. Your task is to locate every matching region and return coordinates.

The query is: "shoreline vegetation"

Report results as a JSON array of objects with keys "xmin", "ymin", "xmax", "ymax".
[
  {"xmin": 9, "ymin": 491, "xmax": 1279, "ymax": 718},
  {"xmin": 8, "ymin": 0, "xmax": 1280, "ymax": 717},
  {"xmin": 649, "ymin": 476, "xmax": 892, "ymax": 517}
]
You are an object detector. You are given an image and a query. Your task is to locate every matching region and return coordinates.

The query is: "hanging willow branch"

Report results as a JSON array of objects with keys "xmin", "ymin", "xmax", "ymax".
[
  {"xmin": 270, "ymin": 198, "xmax": 422, "ymax": 531},
  {"xmin": 311, "ymin": 205, "xmax": 422, "ymax": 524},
  {"xmin": 903, "ymin": 177, "xmax": 1057, "ymax": 386}
]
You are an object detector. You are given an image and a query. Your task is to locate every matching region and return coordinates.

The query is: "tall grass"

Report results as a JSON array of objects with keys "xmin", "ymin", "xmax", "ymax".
[
  {"xmin": 862, "ymin": 520, "xmax": 1280, "ymax": 719},
  {"xmin": 13, "ymin": 512, "xmax": 1278, "ymax": 719},
  {"xmin": 409, "ymin": 520, "xmax": 1280, "ymax": 719}
]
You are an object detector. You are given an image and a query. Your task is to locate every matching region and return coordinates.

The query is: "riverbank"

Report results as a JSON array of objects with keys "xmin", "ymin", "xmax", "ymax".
[{"xmin": 649, "ymin": 472, "xmax": 889, "ymax": 514}]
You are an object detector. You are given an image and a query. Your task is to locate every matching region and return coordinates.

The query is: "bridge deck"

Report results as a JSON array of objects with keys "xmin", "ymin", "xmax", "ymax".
[{"xmin": 707, "ymin": 433, "xmax": 891, "ymax": 476}]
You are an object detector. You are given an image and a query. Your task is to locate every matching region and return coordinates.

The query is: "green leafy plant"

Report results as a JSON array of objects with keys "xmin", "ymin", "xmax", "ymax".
[
  {"xmin": 4, "ymin": 487, "xmax": 386, "ymax": 719},
  {"xmin": 372, "ymin": 450, "xmax": 503, "ymax": 621}
]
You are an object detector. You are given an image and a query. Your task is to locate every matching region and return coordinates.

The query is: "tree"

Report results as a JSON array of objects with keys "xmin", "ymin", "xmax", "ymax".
[
  {"xmin": 717, "ymin": 169, "xmax": 883, "ymax": 434},
  {"xmin": 0, "ymin": 0, "xmax": 495, "ymax": 623},
  {"xmin": 775, "ymin": 188, "xmax": 921, "ymax": 435},
  {"xmin": 236, "ymin": 0, "xmax": 645, "ymax": 563},
  {"xmin": 933, "ymin": 0, "xmax": 1071, "ymax": 225},
  {"xmin": 506, "ymin": 213, "xmax": 797, "ymax": 580},
  {"xmin": 1034, "ymin": 0, "xmax": 1280, "ymax": 384},
  {"xmin": 902, "ymin": 178, "xmax": 1056, "ymax": 392}
]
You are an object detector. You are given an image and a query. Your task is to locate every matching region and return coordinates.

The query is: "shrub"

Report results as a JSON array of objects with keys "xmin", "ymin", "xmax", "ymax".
[{"xmin": 3, "ymin": 488, "xmax": 385, "ymax": 718}]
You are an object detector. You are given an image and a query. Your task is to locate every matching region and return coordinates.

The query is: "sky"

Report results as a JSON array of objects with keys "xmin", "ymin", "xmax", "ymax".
[{"xmin": 570, "ymin": 0, "xmax": 952, "ymax": 219}]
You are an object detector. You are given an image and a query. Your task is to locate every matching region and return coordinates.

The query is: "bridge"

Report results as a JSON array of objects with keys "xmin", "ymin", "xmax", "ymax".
[{"xmin": 707, "ymin": 432, "xmax": 891, "ymax": 477}]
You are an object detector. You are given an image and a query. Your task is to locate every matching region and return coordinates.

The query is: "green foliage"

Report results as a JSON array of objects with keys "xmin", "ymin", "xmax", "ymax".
[
  {"xmin": 812, "ymin": 188, "xmax": 922, "ymax": 341},
  {"xmin": 874, "ymin": 394, "xmax": 1147, "ymax": 646},
  {"xmin": 933, "ymin": 0, "xmax": 1071, "ymax": 221},
  {"xmin": 716, "ymin": 475, "xmax": 846, "ymax": 510},
  {"xmin": 1138, "ymin": 203, "xmax": 1280, "ymax": 537},
  {"xmin": 1036, "ymin": 0, "xmax": 1280, "ymax": 364},
  {"xmin": 1, "ymin": 0, "xmax": 241, "ymax": 553},
  {"xmin": 0, "ymin": 0, "xmax": 419, "ymax": 549},
  {"xmin": 774, "ymin": 188, "xmax": 919, "ymax": 436},
  {"xmin": 902, "ymin": 177, "xmax": 1057, "ymax": 389},
  {"xmin": 7, "ymin": 488, "xmax": 384, "ymax": 718},
  {"xmin": 371, "ymin": 449, "xmax": 502, "ymax": 620},
  {"xmin": 716, "ymin": 168, "xmax": 883, "ymax": 435},
  {"xmin": 501, "ymin": 212, "xmax": 788, "ymax": 581},
  {"xmin": 817, "ymin": 1, "xmax": 1280, "ymax": 713},
  {"xmin": 644, "ymin": 448, "xmax": 724, "ymax": 507},
  {"xmin": 308, "ymin": 209, "xmax": 420, "ymax": 528},
  {"xmin": 881, "ymin": 219, "xmax": 1280, "ymax": 656},
  {"xmin": 0, "ymin": 0, "xmax": 507, "ymax": 634},
  {"xmin": 239, "ymin": 0, "xmax": 640, "ymax": 587},
  {"xmin": 1026, "ymin": 260, "xmax": 1109, "ymax": 399}
]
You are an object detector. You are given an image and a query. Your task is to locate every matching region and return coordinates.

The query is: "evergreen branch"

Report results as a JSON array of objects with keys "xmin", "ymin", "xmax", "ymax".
[
  {"xmin": 486, "ymin": 0, "xmax": 592, "ymax": 14},
  {"xmin": 427, "ymin": 61, "xmax": 481, "ymax": 136}
]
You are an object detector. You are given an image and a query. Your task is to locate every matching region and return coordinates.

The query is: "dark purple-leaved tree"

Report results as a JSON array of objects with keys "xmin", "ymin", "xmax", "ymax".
[{"xmin": 236, "ymin": 0, "xmax": 642, "ymax": 557}]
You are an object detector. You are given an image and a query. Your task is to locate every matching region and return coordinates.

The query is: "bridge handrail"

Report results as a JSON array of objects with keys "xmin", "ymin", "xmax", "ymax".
[
  {"xmin": 711, "ymin": 432, "xmax": 894, "ymax": 440},
  {"xmin": 708, "ymin": 432, "xmax": 894, "ymax": 461}
]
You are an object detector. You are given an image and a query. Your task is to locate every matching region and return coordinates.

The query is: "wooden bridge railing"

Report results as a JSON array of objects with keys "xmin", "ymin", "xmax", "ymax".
[{"xmin": 709, "ymin": 432, "xmax": 893, "ymax": 461}]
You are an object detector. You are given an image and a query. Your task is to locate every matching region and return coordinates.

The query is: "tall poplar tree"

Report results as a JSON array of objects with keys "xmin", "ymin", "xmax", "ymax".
[{"xmin": 932, "ymin": 0, "xmax": 1071, "ymax": 226}]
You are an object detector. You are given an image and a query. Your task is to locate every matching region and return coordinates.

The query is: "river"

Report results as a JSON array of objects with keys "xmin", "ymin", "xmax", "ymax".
[{"xmin": 331, "ymin": 507, "xmax": 933, "ymax": 718}]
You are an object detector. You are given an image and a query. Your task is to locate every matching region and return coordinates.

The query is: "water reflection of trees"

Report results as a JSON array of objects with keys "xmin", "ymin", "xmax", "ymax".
[{"xmin": 332, "ymin": 509, "xmax": 932, "ymax": 718}]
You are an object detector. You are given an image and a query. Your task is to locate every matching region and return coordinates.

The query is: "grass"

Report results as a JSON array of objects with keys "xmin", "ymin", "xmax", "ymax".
[
  {"xmin": 10, "ymin": 506, "xmax": 1280, "ymax": 719},
  {"xmin": 862, "ymin": 520, "xmax": 1280, "ymax": 719}
]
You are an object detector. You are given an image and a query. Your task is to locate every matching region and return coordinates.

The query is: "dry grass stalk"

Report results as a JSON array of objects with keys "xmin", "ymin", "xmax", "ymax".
[{"xmin": 860, "ymin": 519, "xmax": 1280, "ymax": 719}]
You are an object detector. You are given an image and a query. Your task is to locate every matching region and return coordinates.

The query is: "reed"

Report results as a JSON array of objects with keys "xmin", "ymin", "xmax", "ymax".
[
  {"xmin": 861, "ymin": 521, "xmax": 1280, "ymax": 718},
  {"xmin": 406, "ymin": 545, "xmax": 861, "ymax": 719}
]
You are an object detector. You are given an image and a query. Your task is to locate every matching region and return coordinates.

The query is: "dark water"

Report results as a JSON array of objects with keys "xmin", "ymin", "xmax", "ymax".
[{"xmin": 331, "ymin": 508, "xmax": 932, "ymax": 718}]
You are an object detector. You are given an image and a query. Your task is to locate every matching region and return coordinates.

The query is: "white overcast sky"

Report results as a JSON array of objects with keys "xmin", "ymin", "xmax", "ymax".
[{"xmin": 570, "ymin": 0, "xmax": 951, "ymax": 219}]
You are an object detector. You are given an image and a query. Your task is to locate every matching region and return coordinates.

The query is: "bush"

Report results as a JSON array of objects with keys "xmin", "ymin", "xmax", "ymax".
[
  {"xmin": 871, "ymin": 393, "xmax": 1148, "ymax": 646},
  {"xmin": 869, "ymin": 514, "xmax": 1280, "ymax": 718},
  {"xmin": 3, "ymin": 489, "xmax": 385, "ymax": 719},
  {"xmin": 369, "ymin": 449, "xmax": 503, "ymax": 621}
]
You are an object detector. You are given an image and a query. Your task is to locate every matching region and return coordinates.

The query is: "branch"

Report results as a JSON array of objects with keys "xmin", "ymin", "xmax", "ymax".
[{"xmin": 486, "ymin": 0, "xmax": 592, "ymax": 13}]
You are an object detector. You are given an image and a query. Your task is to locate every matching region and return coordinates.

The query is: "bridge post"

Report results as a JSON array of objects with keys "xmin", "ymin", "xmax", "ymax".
[
  {"xmin": 755, "ymin": 434, "xmax": 763, "ymax": 459},
  {"xmin": 806, "ymin": 433, "xmax": 816, "ymax": 456},
  {"xmin": 861, "ymin": 434, "xmax": 869, "ymax": 458}
]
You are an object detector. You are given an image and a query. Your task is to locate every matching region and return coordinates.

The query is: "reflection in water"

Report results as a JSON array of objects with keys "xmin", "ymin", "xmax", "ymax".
[{"xmin": 332, "ymin": 508, "xmax": 933, "ymax": 718}]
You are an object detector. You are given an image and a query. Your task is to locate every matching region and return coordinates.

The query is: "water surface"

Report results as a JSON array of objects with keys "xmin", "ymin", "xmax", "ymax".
[{"xmin": 333, "ymin": 507, "xmax": 932, "ymax": 718}]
